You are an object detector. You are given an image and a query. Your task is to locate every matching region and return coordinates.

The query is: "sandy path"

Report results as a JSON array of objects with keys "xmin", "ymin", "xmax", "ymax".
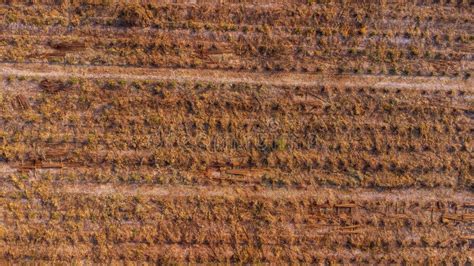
[
  {"xmin": 51, "ymin": 184, "xmax": 473, "ymax": 202},
  {"xmin": 0, "ymin": 62, "xmax": 472, "ymax": 90}
]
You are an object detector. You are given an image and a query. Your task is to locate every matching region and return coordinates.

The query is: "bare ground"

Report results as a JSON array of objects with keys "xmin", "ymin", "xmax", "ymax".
[{"xmin": 1, "ymin": 62, "xmax": 472, "ymax": 91}]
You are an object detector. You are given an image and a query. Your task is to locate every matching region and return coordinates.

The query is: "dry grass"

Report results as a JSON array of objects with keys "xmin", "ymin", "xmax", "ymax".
[{"xmin": 0, "ymin": 0, "xmax": 472, "ymax": 264}]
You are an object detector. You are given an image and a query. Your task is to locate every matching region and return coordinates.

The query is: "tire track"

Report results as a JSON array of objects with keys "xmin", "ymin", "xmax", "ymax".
[{"xmin": 0, "ymin": 63, "xmax": 472, "ymax": 91}]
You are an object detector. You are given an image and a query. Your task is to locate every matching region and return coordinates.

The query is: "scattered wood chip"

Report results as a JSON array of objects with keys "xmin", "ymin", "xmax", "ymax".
[
  {"xmin": 15, "ymin": 94, "xmax": 29, "ymax": 110},
  {"xmin": 334, "ymin": 203, "xmax": 357, "ymax": 209},
  {"xmin": 462, "ymin": 213, "xmax": 474, "ymax": 221},
  {"xmin": 40, "ymin": 79, "xmax": 66, "ymax": 94},
  {"xmin": 441, "ymin": 214, "xmax": 464, "ymax": 223},
  {"xmin": 337, "ymin": 225, "xmax": 363, "ymax": 234},
  {"xmin": 45, "ymin": 148, "xmax": 69, "ymax": 159},
  {"xmin": 35, "ymin": 51, "xmax": 66, "ymax": 59},
  {"xmin": 49, "ymin": 40, "xmax": 86, "ymax": 51},
  {"xmin": 463, "ymin": 203, "xmax": 474, "ymax": 208},
  {"xmin": 225, "ymin": 168, "xmax": 266, "ymax": 177},
  {"xmin": 16, "ymin": 162, "xmax": 64, "ymax": 171}
]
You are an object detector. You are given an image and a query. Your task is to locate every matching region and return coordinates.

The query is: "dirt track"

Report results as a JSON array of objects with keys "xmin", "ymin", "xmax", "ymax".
[{"xmin": 1, "ymin": 63, "xmax": 472, "ymax": 90}]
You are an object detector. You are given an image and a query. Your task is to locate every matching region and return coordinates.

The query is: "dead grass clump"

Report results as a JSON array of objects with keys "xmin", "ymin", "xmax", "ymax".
[{"xmin": 116, "ymin": 5, "xmax": 152, "ymax": 27}]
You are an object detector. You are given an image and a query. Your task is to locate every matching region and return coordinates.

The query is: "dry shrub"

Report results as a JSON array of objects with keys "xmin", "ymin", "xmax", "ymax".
[{"xmin": 116, "ymin": 4, "xmax": 152, "ymax": 27}]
